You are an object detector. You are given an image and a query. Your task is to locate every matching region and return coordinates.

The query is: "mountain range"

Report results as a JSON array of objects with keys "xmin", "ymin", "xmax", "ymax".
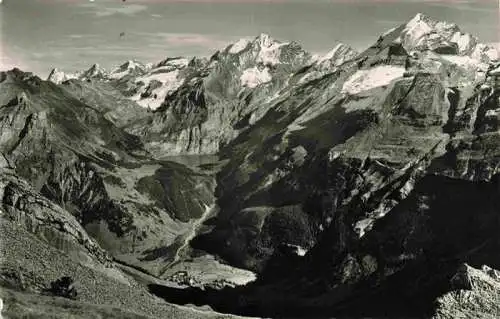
[{"xmin": 1, "ymin": 13, "xmax": 500, "ymax": 318}]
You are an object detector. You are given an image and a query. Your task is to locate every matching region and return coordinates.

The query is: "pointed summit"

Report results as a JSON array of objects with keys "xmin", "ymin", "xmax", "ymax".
[
  {"xmin": 255, "ymin": 33, "xmax": 277, "ymax": 48},
  {"xmin": 228, "ymin": 38, "xmax": 251, "ymax": 54},
  {"xmin": 318, "ymin": 43, "xmax": 358, "ymax": 65},
  {"xmin": 47, "ymin": 68, "xmax": 78, "ymax": 84},
  {"xmin": 109, "ymin": 60, "xmax": 147, "ymax": 79},
  {"xmin": 372, "ymin": 13, "xmax": 498, "ymax": 63},
  {"xmin": 81, "ymin": 63, "xmax": 108, "ymax": 80},
  {"xmin": 407, "ymin": 12, "xmax": 433, "ymax": 25},
  {"xmin": 221, "ymin": 33, "xmax": 309, "ymax": 67}
]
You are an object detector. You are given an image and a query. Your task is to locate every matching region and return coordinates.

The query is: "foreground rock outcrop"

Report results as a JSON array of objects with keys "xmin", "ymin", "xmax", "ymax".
[{"xmin": 434, "ymin": 264, "xmax": 500, "ymax": 319}]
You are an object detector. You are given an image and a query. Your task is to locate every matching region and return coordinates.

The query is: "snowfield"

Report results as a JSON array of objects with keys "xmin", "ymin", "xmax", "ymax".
[
  {"xmin": 440, "ymin": 55, "xmax": 488, "ymax": 71},
  {"xmin": 471, "ymin": 43, "xmax": 500, "ymax": 62},
  {"xmin": 342, "ymin": 66, "xmax": 406, "ymax": 95},
  {"xmin": 109, "ymin": 60, "xmax": 143, "ymax": 79},
  {"xmin": 240, "ymin": 66, "xmax": 272, "ymax": 88},
  {"xmin": 402, "ymin": 13, "xmax": 434, "ymax": 47},
  {"xmin": 319, "ymin": 44, "xmax": 345, "ymax": 62},
  {"xmin": 47, "ymin": 69, "xmax": 79, "ymax": 84},
  {"xmin": 230, "ymin": 38, "xmax": 251, "ymax": 54},
  {"xmin": 131, "ymin": 70, "xmax": 183, "ymax": 110},
  {"xmin": 255, "ymin": 34, "xmax": 288, "ymax": 66},
  {"xmin": 161, "ymin": 58, "xmax": 190, "ymax": 68},
  {"xmin": 451, "ymin": 32, "xmax": 474, "ymax": 53}
]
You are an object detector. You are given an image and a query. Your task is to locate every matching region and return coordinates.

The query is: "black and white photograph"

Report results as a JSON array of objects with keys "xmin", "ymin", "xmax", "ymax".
[{"xmin": 0, "ymin": 0, "xmax": 499, "ymax": 318}]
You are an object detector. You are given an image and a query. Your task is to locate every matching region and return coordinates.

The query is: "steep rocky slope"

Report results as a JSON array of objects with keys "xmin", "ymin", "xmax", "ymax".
[
  {"xmin": 188, "ymin": 11, "xmax": 499, "ymax": 269},
  {"xmin": 0, "ymin": 69, "xmax": 216, "ymax": 277},
  {"xmin": 172, "ymin": 13, "xmax": 500, "ymax": 318}
]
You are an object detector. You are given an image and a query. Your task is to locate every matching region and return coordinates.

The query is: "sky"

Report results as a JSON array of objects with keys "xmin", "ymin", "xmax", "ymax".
[{"xmin": 0, "ymin": 0, "xmax": 498, "ymax": 78}]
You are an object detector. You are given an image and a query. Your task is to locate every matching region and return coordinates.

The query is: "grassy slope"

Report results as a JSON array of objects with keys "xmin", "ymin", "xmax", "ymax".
[{"xmin": 0, "ymin": 217, "xmax": 246, "ymax": 319}]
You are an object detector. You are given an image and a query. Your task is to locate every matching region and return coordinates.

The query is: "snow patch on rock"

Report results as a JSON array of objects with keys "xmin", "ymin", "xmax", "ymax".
[
  {"xmin": 240, "ymin": 66, "xmax": 272, "ymax": 88},
  {"xmin": 109, "ymin": 60, "xmax": 144, "ymax": 79},
  {"xmin": 132, "ymin": 70, "xmax": 183, "ymax": 110},
  {"xmin": 286, "ymin": 244, "xmax": 308, "ymax": 257},
  {"xmin": 255, "ymin": 34, "xmax": 289, "ymax": 66},
  {"xmin": 471, "ymin": 43, "xmax": 499, "ymax": 62},
  {"xmin": 165, "ymin": 58, "xmax": 189, "ymax": 68},
  {"xmin": 451, "ymin": 32, "xmax": 474, "ymax": 52},
  {"xmin": 382, "ymin": 26, "xmax": 397, "ymax": 37},
  {"xmin": 230, "ymin": 38, "xmax": 251, "ymax": 54},
  {"xmin": 47, "ymin": 68, "xmax": 79, "ymax": 84},
  {"xmin": 403, "ymin": 13, "xmax": 434, "ymax": 47},
  {"xmin": 441, "ymin": 55, "xmax": 488, "ymax": 70},
  {"xmin": 319, "ymin": 44, "xmax": 345, "ymax": 62},
  {"xmin": 342, "ymin": 66, "xmax": 406, "ymax": 95}
]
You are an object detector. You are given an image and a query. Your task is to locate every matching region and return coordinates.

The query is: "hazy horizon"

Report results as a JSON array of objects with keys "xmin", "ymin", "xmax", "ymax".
[{"xmin": 1, "ymin": 0, "xmax": 498, "ymax": 78}]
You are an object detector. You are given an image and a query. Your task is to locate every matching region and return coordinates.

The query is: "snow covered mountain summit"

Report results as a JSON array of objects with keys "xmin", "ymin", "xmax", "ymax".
[{"xmin": 391, "ymin": 13, "xmax": 498, "ymax": 62}]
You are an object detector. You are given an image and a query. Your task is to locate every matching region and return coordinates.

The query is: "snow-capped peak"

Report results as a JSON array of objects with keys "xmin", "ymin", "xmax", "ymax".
[
  {"xmin": 82, "ymin": 63, "xmax": 108, "ymax": 79},
  {"xmin": 220, "ymin": 33, "xmax": 310, "ymax": 69},
  {"xmin": 251, "ymin": 34, "xmax": 291, "ymax": 66},
  {"xmin": 320, "ymin": 44, "xmax": 346, "ymax": 62},
  {"xmin": 240, "ymin": 66, "xmax": 272, "ymax": 88},
  {"xmin": 379, "ymin": 13, "xmax": 498, "ymax": 63},
  {"xmin": 407, "ymin": 13, "xmax": 432, "ymax": 26},
  {"xmin": 121, "ymin": 60, "xmax": 142, "ymax": 70},
  {"xmin": 109, "ymin": 60, "xmax": 146, "ymax": 79},
  {"xmin": 255, "ymin": 33, "xmax": 277, "ymax": 48},
  {"xmin": 318, "ymin": 43, "xmax": 357, "ymax": 64},
  {"xmin": 229, "ymin": 38, "xmax": 251, "ymax": 54},
  {"xmin": 297, "ymin": 43, "xmax": 357, "ymax": 85},
  {"xmin": 47, "ymin": 68, "xmax": 79, "ymax": 84}
]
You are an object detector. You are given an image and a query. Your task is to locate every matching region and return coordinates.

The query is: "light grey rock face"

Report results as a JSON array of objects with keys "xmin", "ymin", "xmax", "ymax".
[
  {"xmin": 47, "ymin": 68, "xmax": 80, "ymax": 85},
  {"xmin": 0, "ymin": 169, "xmax": 111, "ymax": 266},
  {"xmin": 434, "ymin": 264, "xmax": 500, "ymax": 319},
  {"xmin": 295, "ymin": 44, "xmax": 358, "ymax": 84}
]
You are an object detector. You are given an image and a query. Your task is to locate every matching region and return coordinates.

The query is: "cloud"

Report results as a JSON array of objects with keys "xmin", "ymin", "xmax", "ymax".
[
  {"xmin": 96, "ymin": 4, "xmax": 148, "ymax": 17},
  {"xmin": 133, "ymin": 32, "xmax": 235, "ymax": 49},
  {"xmin": 0, "ymin": 51, "xmax": 26, "ymax": 71},
  {"xmin": 375, "ymin": 19, "xmax": 403, "ymax": 26},
  {"xmin": 77, "ymin": 2, "xmax": 148, "ymax": 17},
  {"xmin": 163, "ymin": 33, "xmax": 226, "ymax": 47},
  {"xmin": 426, "ymin": 0, "xmax": 497, "ymax": 12},
  {"xmin": 67, "ymin": 34, "xmax": 100, "ymax": 39}
]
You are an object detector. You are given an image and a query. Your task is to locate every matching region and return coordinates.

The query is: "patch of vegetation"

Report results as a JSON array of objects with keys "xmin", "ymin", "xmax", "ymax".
[
  {"xmin": 136, "ymin": 176, "xmax": 166, "ymax": 209},
  {"xmin": 260, "ymin": 206, "xmax": 314, "ymax": 250},
  {"xmin": 45, "ymin": 276, "xmax": 78, "ymax": 300},
  {"xmin": 103, "ymin": 175, "xmax": 126, "ymax": 188}
]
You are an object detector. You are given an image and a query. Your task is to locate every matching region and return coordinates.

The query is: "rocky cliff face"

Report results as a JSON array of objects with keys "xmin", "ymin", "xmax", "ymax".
[
  {"xmin": 189, "ymin": 12, "xmax": 499, "ymax": 269},
  {"xmin": 0, "ymin": 69, "xmax": 215, "ymax": 277},
  {"xmin": 0, "ymin": 168, "xmax": 111, "ymax": 266},
  {"xmin": 180, "ymin": 13, "xmax": 500, "ymax": 318}
]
